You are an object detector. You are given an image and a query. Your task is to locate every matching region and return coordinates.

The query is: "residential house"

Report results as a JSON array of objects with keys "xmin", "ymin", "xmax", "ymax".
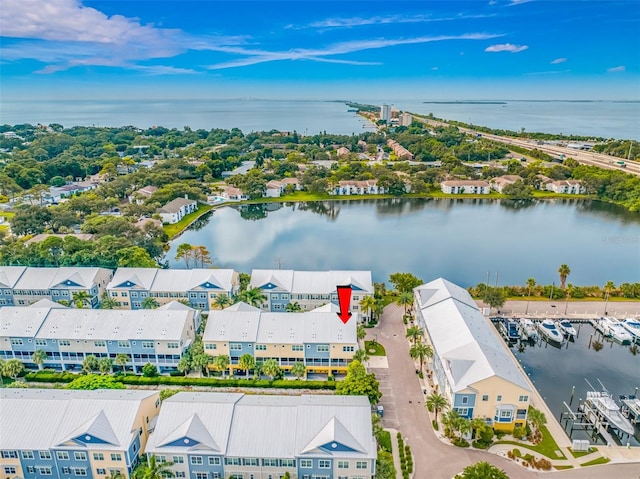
[
  {"xmin": 386, "ymin": 139, "xmax": 414, "ymax": 160},
  {"xmin": 546, "ymin": 179, "xmax": 585, "ymax": 194},
  {"xmin": 535, "ymin": 174, "xmax": 553, "ymax": 190},
  {"xmin": 440, "ymin": 180, "xmax": 490, "ymax": 194},
  {"xmin": 265, "ymin": 180, "xmax": 285, "ymax": 198},
  {"xmin": 249, "ymin": 269, "xmax": 374, "ymax": 321},
  {"xmin": 332, "ymin": 180, "xmax": 385, "ymax": 196},
  {"xmin": 220, "ymin": 186, "xmax": 247, "ymax": 202},
  {"xmin": 0, "ymin": 266, "xmax": 113, "ymax": 308},
  {"xmin": 128, "ymin": 185, "xmax": 158, "ymax": 204},
  {"xmin": 145, "ymin": 392, "xmax": 376, "ymax": 479},
  {"xmin": 107, "ymin": 268, "xmax": 239, "ymax": 312},
  {"xmin": 490, "ymin": 175, "xmax": 523, "ymax": 193},
  {"xmin": 336, "ymin": 146, "xmax": 350, "ymax": 157},
  {"xmin": 413, "ymin": 278, "xmax": 531, "ymax": 431},
  {"xmin": 24, "ymin": 233, "xmax": 94, "ymax": 245},
  {"xmin": 203, "ymin": 303, "xmax": 358, "ymax": 375},
  {"xmin": 157, "ymin": 197, "xmax": 198, "ymax": 224},
  {"xmin": 0, "ymin": 389, "xmax": 161, "ymax": 479},
  {"xmin": 0, "ymin": 303, "xmax": 196, "ymax": 373}
]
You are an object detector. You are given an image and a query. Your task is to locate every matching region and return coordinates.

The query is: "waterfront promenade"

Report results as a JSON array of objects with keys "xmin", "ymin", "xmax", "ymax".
[{"xmin": 476, "ymin": 300, "xmax": 640, "ymax": 320}]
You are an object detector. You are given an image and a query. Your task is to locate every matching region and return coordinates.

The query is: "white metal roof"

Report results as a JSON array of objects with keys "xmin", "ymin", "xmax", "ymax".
[
  {"xmin": 0, "ymin": 266, "xmax": 27, "ymax": 288},
  {"xmin": 107, "ymin": 268, "xmax": 159, "ymax": 290},
  {"xmin": 0, "ymin": 389, "xmax": 158, "ymax": 451},
  {"xmin": 0, "ymin": 306, "xmax": 52, "ymax": 337},
  {"xmin": 8, "ymin": 267, "xmax": 110, "ymax": 290},
  {"xmin": 416, "ymin": 278, "xmax": 531, "ymax": 393},
  {"xmin": 146, "ymin": 393, "xmax": 375, "ymax": 459},
  {"xmin": 107, "ymin": 268, "xmax": 236, "ymax": 292},
  {"xmin": 250, "ymin": 270, "xmax": 373, "ymax": 294}
]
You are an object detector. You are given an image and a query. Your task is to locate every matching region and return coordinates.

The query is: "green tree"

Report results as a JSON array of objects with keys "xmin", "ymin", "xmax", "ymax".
[
  {"xmin": 374, "ymin": 450, "xmax": 396, "ymax": 479},
  {"xmin": 335, "ymin": 360, "xmax": 381, "ymax": 404},
  {"xmin": 405, "ymin": 326, "xmax": 423, "ymax": 345},
  {"xmin": 360, "ymin": 295, "xmax": 377, "ymax": 323},
  {"xmin": 142, "ymin": 297, "xmax": 160, "ymax": 309},
  {"xmin": 212, "ymin": 293, "xmax": 232, "ymax": 310},
  {"xmin": 558, "ymin": 264, "xmax": 571, "ymax": 289},
  {"xmin": 82, "ymin": 354, "xmax": 99, "ymax": 373},
  {"xmin": 261, "ymin": 358, "xmax": 281, "ymax": 380},
  {"xmin": 2, "ymin": 359, "xmax": 24, "ymax": 379},
  {"xmin": 66, "ymin": 374, "xmax": 125, "ymax": 390},
  {"xmin": 356, "ymin": 324, "xmax": 367, "ymax": 341},
  {"xmin": 502, "ymin": 180, "xmax": 533, "ymax": 200},
  {"xmin": 192, "ymin": 353, "xmax": 211, "ymax": 376},
  {"xmin": 133, "ymin": 454, "xmax": 175, "ymax": 479},
  {"xmin": 99, "ymin": 292, "xmax": 118, "ymax": 309},
  {"xmin": 32, "ymin": 349, "xmax": 47, "ymax": 370},
  {"xmin": 525, "ymin": 277, "xmax": 536, "ymax": 314},
  {"xmin": 604, "ymin": 280, "xmax": 616, "ymax": 314},
  {"xmin": 142, "ymin": 363, "xmax": 159, "ymax": 377},
  {"xmin": 395, "ymin": 291, "xmax": 414, "ymax": 315},
  {"xmin": 117, "ymin": 246, "xmax": 158, "ymax": 267},
  {"xmin": 410, "ymin": 342, "xmax": 433, "ymax": 375},
  {"xmin": 426, "ymin": 392, "xmax": 448, "ymax": 422},
  {"xmin": 177, "ymin": 356, "xmax": 191, "ymax": 377},
  {"xmin": 98, "ymin": 357, "xmax": 113, "ymax": 374},
  {"xmin": 236, "ymin": 287, "xmax": 266, "ymax": 308},
  {"xmin": 72, "ymin": 290, "xmax": 92, "ymax": 308},
  {"xmin": 115, "ymin": 353, "xmax": 129, "ymax": 372},
  {"xmin": 290, "ymin": 361, "xmax": 306, "ymax": 380},
  {"xmin": 388, "ymin": 272, "xmax": 422, "ymax": 293},
  {"xmin": 191, "ymin": 245, "xmax": 213, "ymax": 268},
  {"xmin": 484, "ymin": 287, "xmax": 506, "ymax": 311},
  {"xmin": 528, "ymin": 407, "xmax": 547, "ymax": 436},
  {"xmin": 213, "ymin": 354, "xmax": 230, "ymax": 378},
  {"xmin": 455, "ymin": 461, "xmax": 509, "ymax": 479},
  {"xmin": 237, "ymin": 353, "xmax": 256, "ymax": 378},
  {"xmin": 285, "ymin": 301, "xmax": 302, "ymax": 312},
  {"xmin": 353, "ymin": 349, "xmax": 370, "ymax": 363}
]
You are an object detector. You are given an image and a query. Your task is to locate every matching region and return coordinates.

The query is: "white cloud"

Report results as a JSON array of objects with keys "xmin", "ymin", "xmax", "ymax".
[
  {"xmin": 432, "ymin": 66, "xmax": 439, "ymax": 71},
  {"xmin": 551, "ymin": 57, "xmax": 567, "ymax": 64},
  {"xmin": 485, "ymin": 43, "xmax": 528, "ymax": 53},
  {"xmin": 509, "ymin": 0, "xmax": 534, "ymax": 5},
  {"xmin": 607, "ymin": 65, "xmax": 625, "ymax": 72},
  {"xmin": 289, "ymin": 13, "xmax": 494, "ymax": 30},
  {"xmin": 525, "ymin": 69, "xmax": 570, "ymax": 75}
]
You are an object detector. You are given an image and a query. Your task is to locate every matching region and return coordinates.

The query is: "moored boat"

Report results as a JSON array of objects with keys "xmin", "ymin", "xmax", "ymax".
[
  {"xmin": 556, "ymin": 319, "xmax": 577, "ymax": 339},
  {"xmin": 538, "ymin": 319, "xmax": 563, "ymax": 345},
  {"xmin": 620, "ymin": 318, "xmax": 640, "ymax": 344},
  {"xmin": 596, "ymin": 317, "xmax": 633, "ymax": 345},
  {"xmin": 584, "ymin": 391, "xmax": 635, "ymax": 436},
  {"xmin": 518, "ymin": 318, "xmax": 538, "ymax": 341}
]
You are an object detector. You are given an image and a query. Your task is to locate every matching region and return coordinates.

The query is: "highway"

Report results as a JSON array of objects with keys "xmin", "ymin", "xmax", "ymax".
[{"xmin": 414, "ymin": 115, "xmax": 640, "ymax": 177}]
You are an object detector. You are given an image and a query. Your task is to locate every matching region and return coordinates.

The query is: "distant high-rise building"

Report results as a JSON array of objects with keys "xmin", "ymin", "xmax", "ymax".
[
  {"xmin": 399, "ymin": 112, "xmax": 413, "ymax": 127},
  {"xmin": 380, "ymin": 104, "xmax": 391, "ymax": 122}
]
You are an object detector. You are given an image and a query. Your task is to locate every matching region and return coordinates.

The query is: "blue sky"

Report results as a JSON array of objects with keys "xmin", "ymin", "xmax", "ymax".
[{"xmin": 1, "ymin": 0, "xmax": 639, "ymax": 100}]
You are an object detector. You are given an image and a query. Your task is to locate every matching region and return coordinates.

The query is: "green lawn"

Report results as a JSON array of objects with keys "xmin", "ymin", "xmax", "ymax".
[
  {"xmin": 554, "ymin": 465, "xmax": 574, "ymax": 470},
  {"xmin": 378, "ymin": 430, "xmax": 392, "ymax": 453},
  {"xmin": 496, "ymin": 425, "xmax": 566, "ymax": 459},
  {"xmin": 580, "ymin": 457, "xmax": 610, "ymax": 467},
  {"xmin": 569, "ymin": 447, "xmax": 598, "ymax": 458},
  {"xmin": 365, "ymin": 341, "xmax": 386, "ymax": 356},
  {"xmin": 163, "ymin": 204, "xmax": 214, "ymax": 238}
]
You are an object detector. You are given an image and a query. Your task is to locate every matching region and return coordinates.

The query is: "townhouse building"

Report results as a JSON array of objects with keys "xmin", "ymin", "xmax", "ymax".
[
  {"xmin": 145, "ymin": 392, "xmax": 377, "ymax": 479},
  {"xmin": 0, "ymin": 266, "xmax": 113, "ymax": 308},
  {"xmin": 546, "ymin": 179, "xmax": 585, "ymax": 194},
  {"xmin": 0, "ymin": 304, "xmax": 196, "ymax": 373},
  {"xmin": 440, "ymin": 180, "xmax": 490, "ymax": 194},
  {"xmin": 249, "ymin": 270, "xmax": 373, "ymax": 321},
  {"xmin": 0, "ymin": 389, "xmax": 160, "ymax": 479},
  {"xmin": 107, "ymin": 268, "xmax": 239, "ymax": 312},
  {"xmin": 157, "ymin": 197, "xmax": 198, "ymax": 224},
  {"xmin": 203, "ymin": 303, "xmax": 358, "ymax": 375},
  {"xmin": 332, "ymin": 180, "xmax": 385, "ymax": 196},
  {"xmin": 489, "ymin": 175, "xmax": 523, "ymax": 193},
  {"xmin": 413, "ymin": 278, "xmax": 531, "ymax": 432}
]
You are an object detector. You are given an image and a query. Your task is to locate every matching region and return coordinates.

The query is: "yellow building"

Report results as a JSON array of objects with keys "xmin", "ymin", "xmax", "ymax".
[
  {"xmin": 0, "ymin": 389, "xmax": 160, "ymax": 479},
  {"xmin": 414, "ymin": 278, "xmax": 532, "ymax": 432}
]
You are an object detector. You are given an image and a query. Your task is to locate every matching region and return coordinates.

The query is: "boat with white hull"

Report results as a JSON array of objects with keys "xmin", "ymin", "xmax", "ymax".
[
  {"xmin": 596, "ymin": 317, "xmax": 633, "ymax": 345},
  {"xmin": 584, "ymin": 391, "xmax": 635, "ymax": 437},
  {"xmin": 518, "ymin": 318, "xmax": 538, "ymax": 341},
  {"xmin": 556, "ymin": 319, "xmax": 577, "ymax": 339},
  {"xmin": 620, "ymin": 318, "xmax": 640, "ymax": 344},
  {"xmin": 538, "ymin": 319, "xmax": 563, "ymax": 345}
]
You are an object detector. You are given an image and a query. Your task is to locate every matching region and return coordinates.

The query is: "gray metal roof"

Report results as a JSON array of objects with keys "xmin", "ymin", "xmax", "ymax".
[
  {"xmin": 107, "ymin": 268, "xmax": 160, "ymax": 290},
  {"xmin": 146, "ymin": 393, "xmax": 375, "ymax": 459},
  {"xmin": 250, "ymin": 270, "xmax": 373, "ymax": 294},
  {"xmin": 416, "ymin": 278, "xmax": 531, "ymax": 393},
  {"xmin": 203, "ymin": 309, "xmax": 357, "ymax": 345},
  {"xmin": 159, "ymin": 197, "xmax": 197, "ymax": 214},
  {"xmin": 2, "ymin": 267, "xmax": 110, "ymax": 290},
  {"xmin": 107, "ymin": 268, "xmax": 236, "ymax": 292},
  {"xmin": 0, "ymin": 266, "xmax": 26, "ymax": 288},
  {"xmin": 0, "ymin": 389, "xmax": 158, "ymax": 451}
]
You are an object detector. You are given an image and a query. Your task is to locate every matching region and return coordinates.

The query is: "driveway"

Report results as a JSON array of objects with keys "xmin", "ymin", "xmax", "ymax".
[{"xmin": 367, "ymin": 303, "xmax": 640, "ymax": 479}]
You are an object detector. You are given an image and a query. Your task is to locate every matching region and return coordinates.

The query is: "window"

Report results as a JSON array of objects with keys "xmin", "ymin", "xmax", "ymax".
[
  {"xmin": 356, "ymin": 461, "xmax": 368, "ymax": 469},
  {"xmin": 342, "ymin": 346, "xmax": 354, "ymax": 352},
  {"xmin": 110, "ymin": 453, "xmax": 122, "ymax": 461},
  {"xmin": 27, "ymin": 466, "xmax": 35, "ymax": 473},
  {"xmin": 74, "ymin": 452, "xmax": 87, "ymax": 461},
  {"xmin": 73, "ymin": 467, "xmax": 87, "ymax": 476},
  {"xmin": 142, "ymin": 341, "xmax": 154, "ymax": 349},
  {"xmin": 195, "ymin": 473, "xmax": 208, "ymax": 479},
  {"xmin": 97, "ymin": 469, "xmax": 106, "ymax": 475},
  {"xmin": 39, "ymin": 467, "xmax": 53, "ymax": 475},
  {"xmin": 280, "ymin": 459, "xmax": 295, "ymax": 468},
  {"xmin": 461, "ymin": 396, "xmax": 468, "ymax": 405},
  {"xmin": 255, "ymin": 344, "xmax": 267, "ymax": 351},
  {"xmin": 168, "ymin": 342, "xmax": 179, "ymax": 349},
  {"xmin": 300, "ymin": 459, "xmax": 313, "ymax": 468},
  {"xmin": 243, "ymin": 458, "xmax": 259, "ymax": 466},
  {"xmin": 62, "ymin": 467, "xmax": 71, "ymax": 473},
  {"xmin": 4, "ymin": 468, "xmax": 16, "ymax": 475},
  {"xmin": 94, "ymin": 341, "xmax": 106, "ymax": 347},
  {"xmin": 205, "ymin": 343, "xmax": 217, "ymax": 350},
  {"xmin": 22, "ymin": 451, "xmax": 34, "ymax": 459},
  {"xmin": 156, "ymin": 456, "xmax": 166, "ymax": 463},
  {"xmin": 10, "ymin": 338, "xmax": 22, "ymax": 345},
  {"xmin": 172, "ymin": 456, "xmax": 184, "ymax": 464},
  {"xmin": 93, "ymin": 453, "xmax": 104, "ymax": 461},
  {"xmin": 337, "ymin": 460, "xmax": 349, "ymax": 469},
  {"xmin": 59, "ymin": 340, "xmax": 71, "ymax": 346},
  {"xmin": 39, "ymin": 451, "xmax": 51, "ymax": 460},
  {"xmin": 500, "ymin": 410, "xmax": 512, "ymax": 418},
  {"xmin": 482, "ymin": 395, "xmax": 489, "ymax": 401},
  {"xmin": 519, "ymin": 395, "xmax": 529, "ymax": 402},
  {"xmin": 208, "ymin": 457, "xmax": 221, "ymax": 466},
  {"xmin": 35, "ymin": 339, "xmax": 47, "ymax": 346},
  {"xmin": 292, "ymin": 345, "xmax": 303, "ymax": 351},
  {"xmin": 224, "ymin": 458, "xmax": 241, "ymax": 466},
  {"xmin": 262, "ymin": 459, "xmax": 278, "ymax": 467},
  {"xmin": 57, "ymin": 451, "xmax": 70, "ymax": 460},
  {"xmin": 317, "ymin": 345, "xmax": 329, "ymax": 352},
  {"xmin": 456, "ymin": 408, "xmax": 469, "ymax": 416},
  {"xmin": 230, "ymin": 343, "xmax": 242, "ymax": 351},
  {"xmin": 497, "ymin": 395, "xmax": 502, "ymax": 401},
  {"xmin": 190, "ymin": 456, "xmax": 203, "ymax": 465},
  {"xmin": 175, "ymin": 473, "xmax": 185, "ymax": 478},
  {"xmin": 117, "ymin": 341, "xmax": 130, "ymax": 348}
]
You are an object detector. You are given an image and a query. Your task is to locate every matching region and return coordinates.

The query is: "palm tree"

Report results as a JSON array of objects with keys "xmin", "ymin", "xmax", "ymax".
[
  {"xmin": 410, "ymin": 342, "xmax": 433, "ymax": 374},
  {"xmin": 32, "ymin": 349, "xmax": 47, "ymax": 370},
  {"xmin": 359, "ymin": 295, "xmax": 377, "ymax": 323},
  {"xmin": 457, "ymin": 461, "xmax": 509, "ymax": 479},
  {"xmin": 72, "ymin": 290, "xmax": 92, "ymax": 308},
  {"xmin": 558, "ymin": 264, "xmax": 571, "ymax": 289},
  {"xmin": 115, "ymin": 353, "xmax": 129, "ymax": 372},
  {"xmin": 237, "ymin": 353, "xmax": 255, "ymax": 378},
  {"xmin": 396, "ymin": 291, "xmax": 414, "ymax": 316},
  {"xmin": 442, "ymin": 409, "xmax": 461, "ymax": 439},
  {"xmin": 134, "ymin": 454, "xmax": 174, "ymax": 479},
  {"xmin": 98, "ymin": 357, "xmax": 113, "ymax": 374},
  {"xmin": 458, "ymin": 417, "xmax": 472, "ymax": 439},
  {"xmin": 356, "ymin": 324, "xmax": 366, "ymax": 342},
  {"xmin": 107, "ymin": 470, "xmax": 126, "ymax": 479},
  {"xmin": 261, "ymin": 358, "xmax": 281, "ymax": 380},
  {"xmin": 82, "ymin": 355, "xmax": 99, "ymax": 373},
  {"xmin": 353, "ymin": 349, "xmax": 370, "ymax": 363},
  {"xmin": 213, "ymin": 354, "xmax": 230, "ymax": 378},
  {"xmin": 212, "ymin": 293, "xmax": 232, "ymax": 310},
  {"xmin": 99, "ymin": 292, "xmax": 118, "ymax": 309},
  {"xmin": 237, "ymin": 287, "xmax": 267, "ymax": 308},
  {"xmin": 426, "ymin": 392, "xmax": 448, "ymax": 422},
  {"xmin": 564, "ymin": 283, "xmax": 574, "ymax": 315},
  {"xmin": 603, "ymin": 280, "xmax": 616, "ymax": 314},
  {"xmin": 405, "ymin": 326, "xmax": 423, "ymax": 345},
  {"xmin": 290, "ymin": 361, "xmax": 306, "ymax": 380},
  {"xmin": 525, "ymin": 277, "xmax": 536, "ymax": 314},
  {"xmin": 142, "ymin": 297, "xmax": 160, "ymax": 309},
  {"xmin": 285, "ymin": 302, "xmax": 302, "ymax": 312},
  {"xmin": 527, "ymin": 407, "xmax": 547, "ymax": 436}
]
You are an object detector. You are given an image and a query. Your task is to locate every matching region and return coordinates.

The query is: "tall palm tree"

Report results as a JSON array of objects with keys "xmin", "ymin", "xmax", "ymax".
[
  {"xmin": 72, "ymin": 290, "xmax": 92, "ymax": 308},
  {"xmin": 442, "ymin": 409, "xmax": 461, "ymax": 439},
  {"xmin": 410, "ymin": 342, "xmax": 433, "ymax": 374},
  {"xmin": 360, "ymin": 295, "xmax": 377, "ymax": 323},
  {"xmin": 285, "ymin": 301, "xmax": 302, "ymax": 312},
  {"xmin": 603, "ymin": 280, "xmax": 616, "ymax": 314},
  {"xmin": 237, "ymin": 353, "xmax": 255, "ymax": 378},
  {"xmin": 261, "ymin": 358, "xmax": 281, "ymax": 380},
  {"xmin": 32, "ymin": 349, "xmax": 47, "ymax": 370},
  {"xmin": 564, "ymin": 283, "xmax": 574, "ymax": 315},
  {"xmin": 134, "ymin": 455, "xmax": 174, "ymax": 479},
  {"xmin": 99, "ymin": 292, "xmax": 118, "ymax": 309},
  {"xmin": 290, "ymin": 361, "xmax": 307, "ymax": 380},
  {"xmin": 356, "ymin": 325, "xmax": 366, "ymax": 342},
  {"xmin": 115, "ymin": 353, "xmax": 129, "ymax": 372},
  {"xmin": 525, "ymin": 277, "xmax": 536, "ymax": 314},
  {"xmin": 237, "ymin": 287, "xmax": 267, "ymax": 308},
  {"xmin": 353, "ymin": 349, "xmax": 370, "ymax": 363},
  {"xmin": 527, "ymin": 407, "xmax": 547, "ymax": 436},
  {"xmin": 212, "ymin": 293, "xmax": 232, "ymax": 310},
  {"xmin": 142, "ymin": 297, "xmax": 160, "ymax": 309},
  {"xmin": 458, "ymin": 461, "xmax": 508, "ymax": 479},
  {"xmin": 213, "ymin": 354, "xmax": 230, "ymax": 378},
  {"xmin": 405, "ymin": 326, "xmax": 423, "ymax": 345},
  {"xmin": 558, "ymin": 264, "xmax": 571, "ymax": 289},
  {"xmin": 426, "ymin": 392, "xmax": 448, "ymax": 422},
  {"xmin": 396, "ymin": 291, "xmax": 414, "ymax": 315}
]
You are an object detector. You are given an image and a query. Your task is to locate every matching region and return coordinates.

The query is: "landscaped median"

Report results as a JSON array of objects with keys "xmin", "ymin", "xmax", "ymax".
[{"xmin": 24, "ymin": 371, "xmax": 336, "ymax": 390}]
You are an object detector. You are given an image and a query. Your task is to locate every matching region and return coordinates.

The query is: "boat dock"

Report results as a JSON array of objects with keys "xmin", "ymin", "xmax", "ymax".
[{"xmin": 621, "ymin": 397, "xmax": 640, "ymax": 425}]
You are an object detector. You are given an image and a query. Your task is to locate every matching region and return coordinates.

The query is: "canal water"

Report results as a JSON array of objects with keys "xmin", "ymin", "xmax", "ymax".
[
  {"xmin": 511, "ymin": 324, "xmax": 640, "ymax": 446},
  {"xmin": 166, "ymin": 198, "xmax": 640, "ymax": 287}
]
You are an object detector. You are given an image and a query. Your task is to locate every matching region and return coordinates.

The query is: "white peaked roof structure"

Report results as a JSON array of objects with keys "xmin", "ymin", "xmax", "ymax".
[
  {"xmin": 0, "ymin": 389, "xmax": 158, "ymax": 451},
  {"xmin": 146, "ymin": 393, "xmax": 376, "ymax": 460},
  {"xmin": 107, "ymin": 268, "xmax": 236, "ymax": 293},
  {"xmin": 250, "ymin": 270, "xmax": 373, "ymax": 294},
  {"xmin": 0, "ymin": 266, "xmax": 111, "ymax": 290},
  {"xmin": 415, "ymin": 278, "xmax": 531, "ymax": 393}
]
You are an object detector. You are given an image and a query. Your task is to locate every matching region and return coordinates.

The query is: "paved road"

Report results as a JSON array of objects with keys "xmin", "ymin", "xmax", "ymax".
[{"xmin": 368, "ymin": 303, "xmax": 640, "ymax": 478}]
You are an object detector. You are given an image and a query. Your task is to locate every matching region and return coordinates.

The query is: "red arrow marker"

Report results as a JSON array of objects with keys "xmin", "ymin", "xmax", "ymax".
[{"xmin": 336, "ymin": 285, "xmax": 352, "ymax": 324}]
